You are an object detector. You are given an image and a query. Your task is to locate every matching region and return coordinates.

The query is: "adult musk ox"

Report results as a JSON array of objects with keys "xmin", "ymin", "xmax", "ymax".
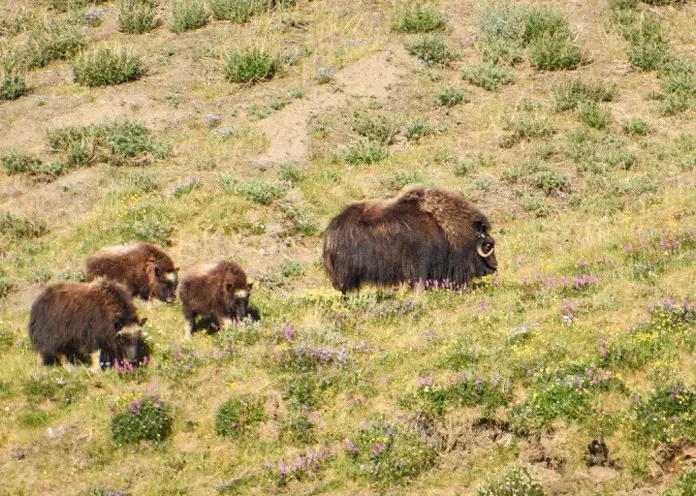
[
  {"xmin": 29, "ymin": 280, "xmax": 146, "ymax": 372},
  {"xmin": 177, "ymin": 261, "xmax": 253, "ymax": 338},
  {"xmin": 322, "ymin": 187, "xmax": 497, "ymax": 293},
  {"xmin": 85, "ymin": 242, "xmax": 178, "ymax": 302}
]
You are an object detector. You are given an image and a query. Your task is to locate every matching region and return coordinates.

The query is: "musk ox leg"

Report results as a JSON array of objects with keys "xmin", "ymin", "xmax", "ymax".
[
  {"xmin": 88, "ymin": 350, "xmax": 101, "ymax": 373},
  {"xmin": 36, "ymin": 352, "xmax": 46, "ymax": 367},
  {"xmin": 184, "ymin": 319, "xmax": 194, "ymax": 339},
  {"xmin": 59, "ymin": 354, "xmax": 75, "ymax": 372}
]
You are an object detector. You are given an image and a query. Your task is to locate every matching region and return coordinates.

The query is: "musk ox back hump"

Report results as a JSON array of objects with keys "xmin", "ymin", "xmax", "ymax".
[
  {"xmin": 322, "ymin": 187, "xmax": 497, "ymax": 292},
  {"xmin": 84, "ymin": 242, "xmax": 178, "ymax": 302}
]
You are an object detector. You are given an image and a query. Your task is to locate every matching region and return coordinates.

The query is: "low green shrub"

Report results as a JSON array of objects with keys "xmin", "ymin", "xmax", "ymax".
[
  {"xmin": 622, "ymin": 118, "xmax": 650, "ymax": 136},
  {"xmin": 170, "ymin": 0, "xmax": 208, "ymax": 33},
  {"xmin": 351, "ymin": 111, "xmax": 395, "ymax": 145},
  {"xmin": 528, "ymin": 32, "xmax": 583, "ymax": 70},
  {"xmin": 211, "ymin": 0, "xmax": 269, "ymax": 22},
  {"xmin": 550, "ymin": 78, "xmax": 618, "ymax": 111},
  {"xmin": 0, "ymin": 213, "xmax": 47, "ymax": 239},
  {"xmin": 406, "ymin": 35, "xmax": 456, "ymax": 65},
  {"xmin": 577, "ymin": 102, "xmax": 612, "ymax": 130},
  {"xmin": 437, "ymin": 87, "xmax": 468, "ymax": 106},
  {"xmin": 347, "ymin": 420, "xmax": 437, "ymax": 488},
  {"xmin": 118, "ymin": 0, "xmax": 159, "ymax": 34},
  {"xmin": 25, "ymin": 21, "xmax": 87, "ymax": 69},
  {"xmin": 219, "ymin": 175, "xmax": 286, "ymax": 205},
  {"xmin": 224, "ymin": 48, "xmax": 276, "ymax": 84},
  {"xmin": 0, "ymin": 72, "xmax": 27, "ymax": 101},
  {"xmin": 47, "ymin": 120, "xmax": 169, "ymax": 167},
  {"xmin": 391, "ymin": 3, "xmax": 444, "ymax": 33},
  {"xmin": 1, "ymin": 150, "xmax": 41, "ymax": 175},
  {"xmin": 71, "ymin": 47, "xmax": 144, "ymax": 87},
  {"xmin": 462, "ymin": 62, "xmax": 516, "ymax": 91},
  {"xmin": 341, "ymin": 141, "xmax": 389, "ymax": 165},
  {"xmin": 214, "ymin": 394, "xmax": 266, "ymax": 437},
  {"xmin": 281, "ymin": 259, "xmax": 303, "ymax": 278},
  {"xmin": 111, "ymin": 396, "xmax": 173, "ymax": 443}
]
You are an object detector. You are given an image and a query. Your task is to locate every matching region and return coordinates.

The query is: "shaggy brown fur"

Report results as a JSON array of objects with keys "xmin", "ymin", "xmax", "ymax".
[
  {"xmin": 322, "ymin": 187, "xmax": 497, "ymax": 293},
  {"xmin": 177, "ymin": 261, "xmax": 253, "ymax": 338},
  {"xmin": 85, "ymin": 242, "xmax": 178, "ymax": 302},
  {"xmin": 29, "ymin": 279, "xmax": 146, "ymax": 372}
]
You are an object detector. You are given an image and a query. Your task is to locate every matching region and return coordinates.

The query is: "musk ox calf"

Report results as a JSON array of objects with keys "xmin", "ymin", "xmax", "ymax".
[
  {"xmin": 29, "ymin": 279, "xmax": 146, "ymax": 372},
  {"xmin": 322, "ymin": 187, "xmax": 497, "ymax": 293},
  {"xmin": 177, "ymin": 261, "xmax": 252, "ymax": 338},
  {"xmin": 85, "ymin": 242, "xmax": 178, "ymax": 302}
]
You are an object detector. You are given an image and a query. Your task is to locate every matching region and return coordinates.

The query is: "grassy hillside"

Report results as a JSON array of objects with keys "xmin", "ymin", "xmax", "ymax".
[{"xmin": 1, "ymin": 0, "xmax": 696, "ymax": 494}]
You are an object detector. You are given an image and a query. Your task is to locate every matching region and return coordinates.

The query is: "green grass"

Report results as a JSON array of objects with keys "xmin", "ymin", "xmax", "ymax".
[
  {"xmin": 25, "ymin": 20, "xmax": 87, "ymax": 69},
  {"xmin": 117, "ymin": 0, "xmax": 159, "ymax": 34},
  {"xmin": 577, "ymin": 102, "xmax": 612, "ymax": 130},
  {"xmin": 224, "ymin": 47, "xmax": 276, "ymax": 84},
  {"xmin": 170, "ymin": 0, "xmax": 208, "ymax": 33},
  {"xmin": 71, "ymin": 47, "xmax": 144, "ymax": 87},
  {"xmin": 462, "ymin": 62, "xmax": 516, "ymax": 91},
  {"xmin": 406, "ymin": 35, "xmax": 456, "ymax": 65},
  {"xmin": 550, "ymin": 78, "xmax": 618, "ymax": 111},
  {"xmin": 46, "ymin": 120, "xmax": 169, "ymax": 167},
  {"xmin": 210, "ymin": 0, "xmax": 270, "ymax": 22},
  {"xmin": 391, "ymin": 2, "xmax": 444, "ymax": 33}
]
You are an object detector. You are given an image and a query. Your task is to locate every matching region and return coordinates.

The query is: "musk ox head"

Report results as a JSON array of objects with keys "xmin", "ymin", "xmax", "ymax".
[
  {"xmin": 151, "ymin": 260, "xmax": 179, "ymax": 303},
  {"xmin": 115, "ymin": 318, "xmax": 146, "ymax": 362},
  {"xmin": 472, "ymin": 219, "xmax": 497, "ymax": 277},
  {"xmin": 225, "ymin": 282, "xmax": 253, "ymax": 321}
]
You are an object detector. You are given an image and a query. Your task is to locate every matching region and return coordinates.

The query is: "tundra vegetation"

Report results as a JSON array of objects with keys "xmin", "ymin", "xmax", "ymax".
[{"xmin": 1, "ymin": 0, "xmax": 696, "ymax": 495}]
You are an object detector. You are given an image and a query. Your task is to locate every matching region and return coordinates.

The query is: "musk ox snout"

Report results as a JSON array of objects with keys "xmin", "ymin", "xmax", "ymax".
[{"xmin": 229, "ymin": 285, "xmax": 252, "ymax": 320}]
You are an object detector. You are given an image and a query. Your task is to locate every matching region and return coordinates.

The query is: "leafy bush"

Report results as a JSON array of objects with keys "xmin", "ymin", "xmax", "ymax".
[
  {"xmin": 49, "ymin": 0, "xmax": 109, "ymax": 13},
  {"xmin": 281, "ymin": 259, "xmax": 303, "ymax": 278},
  {"xmin": 577, "ymin": 102, "xmax": 612, "ymax": 130},
  {"xmin": 624, "ymin": 16, "xmax": 669, "ymax": 71},
  {"xmin": 1, "ymin": 150, "xmax": 41, "ymax": 175},
  {"xmin": 550, "ymin": 78, "xmax": 618, "ymax": 111},
  {"xmin": 476, "ymin": 467, "xmax": 545, "ymax": 496},
  {"xmin": 71, "ymin": 47, "xmax": 144, "ymax": 87},
  {"xmin": 341, "ymin": 141, "xmax": 389, "ymax": 165},
  {"xmin": 0, "ymin": 72, "xmax": 26, "ymax": 101},
  {"xmin": 214, "ymin": 394, "xmax": 266, "ymax": 437},
  {"xmin": 47, "ymin": 120, "xmax": 169, "ymax": 167},
  {"xmin": 118, "ymin": 0, "xmax": 159, "ymax": 34},
  {"xmin": 528, "ymin": 32, "xmax": 583, "ymax": 70},
  {"xmin": 0, "ymin": 7, "xmax": 36, "ymax": 36},
  {"xmin": 630, "ymin": 384, "xmax": 696, "ymax": 446},
  {"xmin": 347, "ymin": 421, "xmax": 437, "ymax": 488},
  {"xmin": 111, "ymin": 396, "xmax": 173, "ymax": 443},
  {"xmin": 437, "ymin": 87, "xmax": 468, "ymax": 106},
  {"xmin": 224, "ymin": 48, "xmax": 276, "ymax": 84},
  {"xmin": 462, "ymin": 62, "xmax": 516, "ymax": 91},
  {"xmin": 25, "ymin": 21, "xmax": 87, "ymax": 69},
  {"xmin": 211, "ymin": 0, "xmax": 269, "ymax": 22},
  {"xmin": 478, "ymin": 4, "xmax": 583, "ymax": 71},
  {"xmin": 125, "ymin": 172, "xmax": 161, "ymax": 193},
  {"xmin": 406, "ymin": 35, "xmax": 456, "ymax": 65},
  {"xmin": 0, "ymin": 213, "xmax": 47, "ymax": 238},
  {"xmin": 381, "ymin": 171, "xmax": 424, "ymax": 192},
  {"xmin": 170, "ymin": 0, "xmax": 208, "ymax": 33},
  {"xmin": 404, "ymin": 120, "xmax": 433, "ymax": 141},
  {"xmin": 280, "ymin": 202, "xmax": 317, "ymax": 235},
  {"xmin": 351, "ymin": 111, "xmax": 395, "ymax": 145},
  {"xmin": 391, "ymin": 3, "xmax": 444, "ymax": 33},
  {"xmin": 622, "ymin": 118, "xmax": 650, "ymax": 136},
  {"xmin": 277, "ymin": 162, "xmax": 303, "ymax": 183},
  {"xmin": 57, "ymin": 269, "xmax": 86, "ymax": 282},
  {"xmin": 117, "ymin": 205, "xmax": 174, "ymax": 245}
]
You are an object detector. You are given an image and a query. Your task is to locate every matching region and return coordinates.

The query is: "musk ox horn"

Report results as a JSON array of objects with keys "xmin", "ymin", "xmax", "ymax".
[{"xmin": 477, "ymin": 244, "xmax": 495, "ymax": 258}]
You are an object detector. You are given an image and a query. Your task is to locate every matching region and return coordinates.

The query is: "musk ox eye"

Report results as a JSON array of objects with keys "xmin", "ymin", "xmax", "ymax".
[
  {"xmin": 155, "ymin": 267, "xmax": 162, "ymax": 278},
  {"xmin": 114, "ymin": 321, "xmax": 123, "ymax": 331}
]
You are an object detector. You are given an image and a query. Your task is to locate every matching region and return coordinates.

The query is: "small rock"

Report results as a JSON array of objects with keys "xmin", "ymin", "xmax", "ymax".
[
  {"xmin": 205, "ymin": 114, "xmax": 221, "ymax": 127},
  {"xmin": 385, "ymin": 49, "xmax": 393, "ymax": 62},
  {"xmin": 47, "ymin": 427, "xmax": 57, "ymax": 439},
  {"xmin": 260, "ymin": 249, "xmax": 267, "ymax": 256},
  {"xmin": 131, "ymin": 156, "xmax": 152, "ymax": 167},
  {"xmin": 62, "ymin": 183, "xmax": 72, "ymax": 192},
  {"xmin": 213, "ymin": 127, "xmax": 236, "ymax": 138}
]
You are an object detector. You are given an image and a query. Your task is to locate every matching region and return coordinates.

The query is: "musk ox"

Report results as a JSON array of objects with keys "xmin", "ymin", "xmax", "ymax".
[
  {"xmin": 177, "ymin": 261, "xmax": 252, "ymax": 338},
  {"xmin": 322, "ymin": 187, "xmax": 497, "ymax": 293},
  {"xmin": 85, "ymin": 242, "xmax": 178, "ymax": 302},
  {"xmin": 29, "ymin": 279, "xmax": 146, "ymax": 372}
]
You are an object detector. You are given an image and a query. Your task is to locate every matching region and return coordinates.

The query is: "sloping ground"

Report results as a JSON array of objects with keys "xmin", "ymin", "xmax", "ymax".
[{"xmin": 1, "ymin": 0, "xmax": 696, "ymax": 495}]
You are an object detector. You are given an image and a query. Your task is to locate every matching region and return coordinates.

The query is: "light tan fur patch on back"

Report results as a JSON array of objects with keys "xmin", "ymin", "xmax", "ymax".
[{"xmin": 99, "ymin": 244, "xmax": 137, "ymax": 256}]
